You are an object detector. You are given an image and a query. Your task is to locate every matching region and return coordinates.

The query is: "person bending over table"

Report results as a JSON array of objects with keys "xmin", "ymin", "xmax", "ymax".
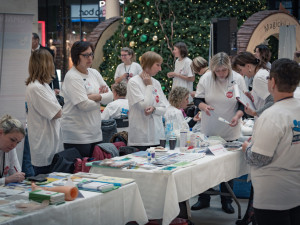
[
  {"xmin": 26, "ymin": 49, "xmax": 62, "ymax": 175},
  {"xmin": 0, "ymin": 115, "xmax": 25, "ymax": 185},
  {"xmin": 242, "ymin": 58, "xmax": 300, "ymax": 225},
  {"xmin": 193, "ymin": 52, "xmax": 247, "ymax": 214},
  {"xmin": 127, "ymin": 51, "xmax": 169, "ymax": 151},
  {"xmin": 61, "ymin": 41, "xmax": 113, "ymax": 157}
]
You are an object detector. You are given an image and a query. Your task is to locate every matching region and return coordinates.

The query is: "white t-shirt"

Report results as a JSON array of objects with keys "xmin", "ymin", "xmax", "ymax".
[
  {"xmin": 294, "ymin": 86, "xmax": 300, "ymax": 99},
  {"xmin": 251, "ymin": 98, "xmax": 300, "ymax": 210},
  {"xmin": 252, "ymin": 68, "xmax": 270, "ymax": 110},
  {"xmin": 164, "ymin": 105, "xmax": 185, "ymax": 132},
  {"xmin": 26, "ymin": 81, "xmax": 62, "ymax": 167},
  {"xmin": 172, "ymin": 57, "xmax": 194, "ymax": 93},
  {"xmin": 114, "ymin": 62, "xmax": 143, "ymax": 83},
  {"xmin": 127, "ymin": 75, "xmax": 169, "ymax": 146},
  {"xmin": 195, "ymin": 71, "xmax": 247, "ymax": 141},
  {"xmin": 101, "ymin": 98, "xmax": 129, "ymax": 120},
  {"xmin": 0, "ymin": 149, "xmax": 21, "ymax": 185},
  {"xmin": 61, "ymin": 67, "xmax": 113, "ymax": 144}
]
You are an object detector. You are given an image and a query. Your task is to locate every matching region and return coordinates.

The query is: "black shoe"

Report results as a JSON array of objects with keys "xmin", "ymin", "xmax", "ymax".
[
  {"xmin": 191, "ymin": 200, "xmax": 210, "ymax": 210},
  {"xmin": 222, "ymin": 202, "xmax": 235, "ymax": 214}
]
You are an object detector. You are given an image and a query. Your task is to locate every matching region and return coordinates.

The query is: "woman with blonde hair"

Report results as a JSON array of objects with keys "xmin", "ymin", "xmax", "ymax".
[
  {"xmin": 127, "ymin": 51, "xmax": 169, "ymax": 150},
  {"xmin": 0, "ymin": 115, "xmax": 25, "ymax": 185},
  {"xmin": 25, "ymin": 48, "xmax": 62, "ymax": 175},
  {"xmin": 192, "ymin": 52, "xmax": 247, "ymax": 214},
  {"xmin": 114, "ymin": 47, "xmax": 142, "ymax": 83}
]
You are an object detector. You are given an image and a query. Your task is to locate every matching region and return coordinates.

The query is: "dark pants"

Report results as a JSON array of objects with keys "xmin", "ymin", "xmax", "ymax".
[
  {"xmin": 198, "ymin": 180, "xmax": 234, "ymax": 204},
  {"xmin": 254, "ymin": 205, "xmax": 300, "ymax": 225},
  {"xmin": 33, "ymin": 165, "xmax": 52, "ymax": 176},
  {"xmin": 130, "ymin": 145, "xmax": 159, "ymax": 151},
  {"xmin": 22, "ymin": 132, "xmax": 35, "ymax": 177},
  {"xmin": 64, "ymin": 142, "xmax": 100, "ymax": 157}
]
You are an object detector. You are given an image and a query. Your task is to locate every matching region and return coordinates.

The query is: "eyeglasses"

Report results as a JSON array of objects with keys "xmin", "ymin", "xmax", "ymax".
[
  {"xmin": 80, "ymin": 52, "xmax": 94, "ymax": 58},
  {"xmin": 120, "ymin": 54, "xmax": 129, "ymax": 57},
  {"xmin": 266, "ymin": 76, "xmax": 271, "ymax": 80}
]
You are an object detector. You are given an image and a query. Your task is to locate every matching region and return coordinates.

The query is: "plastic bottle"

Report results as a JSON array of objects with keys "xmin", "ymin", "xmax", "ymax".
[
  {"xmin": 180, "ymin": 121, "xmax": 189, "ymax": 149},
  {"xmin": 190, "ymin": 132, "xmax": 197, "ymax": 148}
]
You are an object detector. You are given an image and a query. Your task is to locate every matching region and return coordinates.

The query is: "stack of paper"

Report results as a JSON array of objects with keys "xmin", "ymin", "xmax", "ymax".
[
  {"xmin": 77, "ymin": 181, "xmax": 115, "ymax": 192},
  {"xmin": 29, "ymin": 190, "xmax": 65, "ymax": 205},
  {"xmin": 94, "ymin": 176, "xmax": 134, "ymax": 186}
]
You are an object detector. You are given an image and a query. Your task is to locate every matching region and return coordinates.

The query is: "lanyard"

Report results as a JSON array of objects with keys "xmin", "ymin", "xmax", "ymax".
[{"xmin": 124, "ymin": 64, "xmax": 131, "ymax": 73}]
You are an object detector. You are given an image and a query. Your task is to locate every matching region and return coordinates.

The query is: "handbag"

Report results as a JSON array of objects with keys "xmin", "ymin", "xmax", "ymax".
[{"xmin": 56, "ymin": 94, "xmax": 64, "ymax": 107}]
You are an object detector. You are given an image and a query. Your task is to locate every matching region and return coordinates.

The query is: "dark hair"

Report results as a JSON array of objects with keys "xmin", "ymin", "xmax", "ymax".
[
  {"xmin": 232, "ymin": 51, "xmax": 268, "ymax": 72},
  {"xmin": 71, "ymin": 41, "xmax": 94, "ymax": 66},
  {"xmin": 174, "ymin": 42, "xmax": 188, "ymax": 58},
  {"xmin": 270, "ymin": 58, "xmax": 300, "ymax": 93},
  {"xmin": 32, "ymin": 33, "xmax": 39, "ymax": 40},
  {"xmin": 254, "ymin": 44, "xmax": 271, "ymax": 64}
]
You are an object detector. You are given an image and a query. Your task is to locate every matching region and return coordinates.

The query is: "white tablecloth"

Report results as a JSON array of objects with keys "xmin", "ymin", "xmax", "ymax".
[
  {"xmin": 1, "ymin": 182, "xmax": 148, "ymax": 225},
  {"xmin": 90, "ymin": 150, "xmax": 249, "ymax": 225}
]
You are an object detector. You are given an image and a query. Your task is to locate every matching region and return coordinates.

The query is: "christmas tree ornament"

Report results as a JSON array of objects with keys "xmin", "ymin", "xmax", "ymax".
[
  {"xmin": 139, "ymin": 56, "xmax": 142, "ymax": 62},
  {"xmin": 140, "ymin": 34, "xmax": 148, "ymax": 42},
  {"xmin": 124, "ymin": 33, "xmax": 128, "ymax": 38},
  {"xmin": 144, "ymin": 18, "xmax": 150, "ymax": 23},
  {"xmin": 133, "ymin": 29, "xmax": 137, "ymax": 34},
  {"xmin": 128, "ymin": 25, "xmax": 133, "ymax": 31},
  {"xmin": 125, "ymin": 7, "xmax": 128, "ymax": 11},
  {"xmin": 125, "ymin": 17, "xmax": 132, "ymax": 24},
  {"xmin": 154, "ymin": 21, "xmax": 158, "ymax": 27},
  {"xmin": 162, "ymin": 86, "xmax": 165, "ymax": 91},
  {"xmin": 151, "ymin": 47, "xmax": 155, "ymax": 51},
  {"xmin": 137, "ymin": 14, "xmax": 142, "ymax": 19},
  {"xmin": 130, "ymin": 0, "xmax": 134, "ymax": 2},
  {"xmin": 152, "ymin": 35, "xmax": 158, "ymax": 41},
  {"xmin": 146, "ymin": 1, "xmax": 150, "ymax": 6},
  {"xmin": 129, "ymin": 41, "xmax": 135, "ymax": 47}
]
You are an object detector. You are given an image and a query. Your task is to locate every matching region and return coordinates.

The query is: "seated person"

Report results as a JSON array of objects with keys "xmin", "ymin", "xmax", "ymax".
[
  {"xmin": 0, "ymin": 115, "xmax": 26, "ymax": 185},
  {"xmin": 101, "ymin": 83, "xmax": 129, "ymax": 120},
  {"xmin": 164, "ymin": 86, "xmax": 200, "ymax": 131}
]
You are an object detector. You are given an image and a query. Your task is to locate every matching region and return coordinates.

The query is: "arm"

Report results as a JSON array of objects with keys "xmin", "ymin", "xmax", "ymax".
[
  {"xmin": 244, "ymin": 143, "xmax": 273, "ymax": 167},
  {"xmin": 52, "ymin": 109, "xmax": 62, "ymax": 119},
  {"xmin": 76, "ymin": 99, "xmax": 100, "ymax": 112},
  {"xmin": 167, "ymin": 72, "xmax": 195, "ymax": 81},
  {"xmin": 230, "ymin": 110, "xmax": 244, "ymax": 127},
  {"xmin": 115, "ymin": 73, "xmax": 128, "ymax": 83},
  {"xmin": 255, "ymin": 94, "xmax": 274, "ymax": 116}
]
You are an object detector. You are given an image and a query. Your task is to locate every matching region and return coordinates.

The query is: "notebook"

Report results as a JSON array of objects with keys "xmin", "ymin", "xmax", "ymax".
[
  {"xmin": 233, "ymin": 84, "xmax": 256, "ymax": 111},
  {"xmin": 94, "ymin": 176, "xmax": 134, "ymax": 186}
]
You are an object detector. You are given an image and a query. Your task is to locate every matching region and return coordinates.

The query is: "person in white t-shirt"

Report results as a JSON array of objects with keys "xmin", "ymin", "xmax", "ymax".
[
  {"xmin": 114, "ymin": 47, "xmax": 142, "ymax": 84},
  {"xmin": 192, "ymin": 52, "xmax": 247, "ymax": 214},
  {"xmin": 167, "ymin": 42, "xmax": 194, "ymax": 101},
  {"xmin": 25, "ymin": 49, "xmax": 63, "ymax": 175},
  {"xmin": 127, "ymin": 51, "xmax": 169, "ymax": 150},
  {"xmin": 102, "ymin": 82, "xmax": 129, "ymax": 120},
  {"xmin": 242, "ymin": 58, "xmax": 300, "ymax": 225},
  {"xmin": 0, "ymin": 115, "xmax": 25, "ymax": 185},
  {"xmin": 61, "ymin": 41, "xmax": 113, "ymax": 157},
  {"xmin": 232, "ymin": 51, "xmax": 274, "ymax": 118}
]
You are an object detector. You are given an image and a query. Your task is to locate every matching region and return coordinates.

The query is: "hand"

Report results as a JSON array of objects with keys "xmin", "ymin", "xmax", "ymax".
[
  {"xmin": 54, "ymin": 89, "xmax": 60, "ymax": 95},
  {"xmin": 200, "ymin": 103, "xmax": 214, "ymax": 116},
  {"xmin": 167, "ymin": 72, "xmax": 176, "ymax": 78},
  {"xmin": 129, "ymin": 73, "xmax": 133, "ymax": 78},
  {"xmin": 193, "ymin": 112, "xmax": 201, "ymax": 122},
  {"xmin": 122, "ymin": 73, "xmax": 129, "ymax": 80},
  {"xmin": 245, "ymin": 103, "xmax": 257, "ymax": 117},
  {"xmin": 99, "ymin": 85, "xmax": 109, "ymax": 94},
  {"xmin": 6, "ymin": 172, "xmax": 25, "ymax": 184},
  {"xmin": 242, "ymin": 141, "xmax": 250, "ymax": 152},
  {"xmin": 144, "ymin": 106, "xmax": 155, "ymax": 116},
  {"xmin": 190, "ymin": 91, "xmax": 196, "ymax": 98},
  {"xmin": 230, "ymin": 115, "xmax": 239, "ymax": 127},
  {"xmin": 140, "ymin": 72, "xmax": 152, "ymax": 86}
]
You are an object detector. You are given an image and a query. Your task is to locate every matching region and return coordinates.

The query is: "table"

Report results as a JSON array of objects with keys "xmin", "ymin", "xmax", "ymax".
[
  {"xmin": 0, "ymin": 182, "xmax": 148, "ymax": 225},
  {"xmin": 90, "ymin": 150, "xmax": 249, "ymax": 225}
]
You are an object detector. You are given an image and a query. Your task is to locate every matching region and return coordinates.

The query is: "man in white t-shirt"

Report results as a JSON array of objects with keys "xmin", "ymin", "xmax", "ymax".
[{"xmin": 242, "ymin": 58, "xmax": 300, "ymax": 225}]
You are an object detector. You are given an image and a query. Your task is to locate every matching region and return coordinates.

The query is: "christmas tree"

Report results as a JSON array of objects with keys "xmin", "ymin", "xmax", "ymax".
[{"xmin": 100, "ymin": 0, "xmax": 267, "ymax": 94}]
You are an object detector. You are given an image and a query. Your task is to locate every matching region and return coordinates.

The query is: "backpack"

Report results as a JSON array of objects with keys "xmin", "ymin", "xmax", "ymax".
[
  {"xmin": 50, "ymin": 148, "xmax": 82, "ymax": 173},
  {"xmin": 110, "ymin": 131, "xmax": 128, "ymax": 144},
  {"xmin": 101, "ymin": 119, "xmax": 118, "ymax": 143}
]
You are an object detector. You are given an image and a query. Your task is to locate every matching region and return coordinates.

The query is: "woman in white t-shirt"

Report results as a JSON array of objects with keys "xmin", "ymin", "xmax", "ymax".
[
  {"xmin": 25, "ymin": 49, "xmax": 62, "ymax": 175},
  {"xmin": 61, "ymin": 41, "xmax": 113, "ymax": 157},
  {"xmin": 167, "ymin": 42, "xmax": 194, "ymax": 101},
  {"xmin": 242, "ymin": 58, "xmax": 300, "ymax": 225},
  {"xmin": 102, "ymin": 82, "xmax": 129, "ymax": 120},
  {"xmin": 114, "ymin": 47, "xmax": 142, "ymax": 84},
  {"xmin": 192, "ymin": 52, "xmax": 247, "ymax": 214},
  {"xmin": 127, "ymin": 51, "xmax": 169, "ymax": 150},
  {"xmin": 0, "ymin": 115, "xmax": 25, "ymax": 185}
]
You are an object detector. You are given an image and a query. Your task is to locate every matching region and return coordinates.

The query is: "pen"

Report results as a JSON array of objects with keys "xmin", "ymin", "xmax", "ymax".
[
  {"xmin": 247, "ymin": 137, "xmax": 252, "ymax": 142},
  {"xmin": 14, "ymin": 166, "xmax": 18, "ymax": 172}
]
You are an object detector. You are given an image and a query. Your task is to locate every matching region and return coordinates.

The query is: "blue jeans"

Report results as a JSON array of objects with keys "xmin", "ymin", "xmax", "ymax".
[
  {"xmin": 33, "ymin": 165, "xmax": 52, "ymax": 176},
  {"xmin": 22, "ymin": 132, "xmax": 35, "ymax": 177}
]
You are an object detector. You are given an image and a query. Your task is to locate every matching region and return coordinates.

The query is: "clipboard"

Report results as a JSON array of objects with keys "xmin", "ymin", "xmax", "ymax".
[{"xmin": 233, "ymin": 84, "xmax": 256, "ymax": 111}]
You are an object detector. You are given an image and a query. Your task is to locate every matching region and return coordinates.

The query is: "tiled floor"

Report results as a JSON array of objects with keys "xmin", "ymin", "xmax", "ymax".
[{"xmin": 189, "ymin": 195, "xmax": 250, "ymax": 225}]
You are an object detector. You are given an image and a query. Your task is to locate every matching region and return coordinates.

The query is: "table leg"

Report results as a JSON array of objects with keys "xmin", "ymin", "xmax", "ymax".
[{"xmin": 224, "ymin": 182, "xmax": 241, "ymax": 219}]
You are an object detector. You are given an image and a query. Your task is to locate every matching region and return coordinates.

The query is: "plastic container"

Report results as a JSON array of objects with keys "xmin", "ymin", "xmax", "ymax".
[{"xmin": 180, "ymin": 121, "xmax": 189, "ymax": 149}]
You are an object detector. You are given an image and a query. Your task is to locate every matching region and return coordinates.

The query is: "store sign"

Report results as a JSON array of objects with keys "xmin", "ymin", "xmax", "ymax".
[{"xmin": 71, "ymin": 4, "xmax": 105, "ymax": 22}]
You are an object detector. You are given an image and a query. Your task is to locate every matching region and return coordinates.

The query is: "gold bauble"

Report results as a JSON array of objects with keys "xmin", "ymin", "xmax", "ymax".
[
  {"xmin": 144, "ymin": 18, "xmax": 150, "ymax": 23},
  {"xmin": 129, "ymin": 41, "xmax": 135, "ymax": 47},
  {"xmin": 139, "ymin": 56, "xmax": 142, "ymax": 62},
  {"xmin": 128, "ymin": 25, "xmax": 133, "ymax": 31},
  {"xmin": 152, "ymin": 35, "xmax": 158, "ymax": 41},
  {"xmin": 130, "ymin": 0, "xmax": 134, "ymax": 2}
]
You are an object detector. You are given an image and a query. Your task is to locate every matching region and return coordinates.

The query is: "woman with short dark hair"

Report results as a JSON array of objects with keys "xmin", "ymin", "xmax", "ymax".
[{"xmin": 61, "ymin": 41, "xmax": 113, "ymax": 157}]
